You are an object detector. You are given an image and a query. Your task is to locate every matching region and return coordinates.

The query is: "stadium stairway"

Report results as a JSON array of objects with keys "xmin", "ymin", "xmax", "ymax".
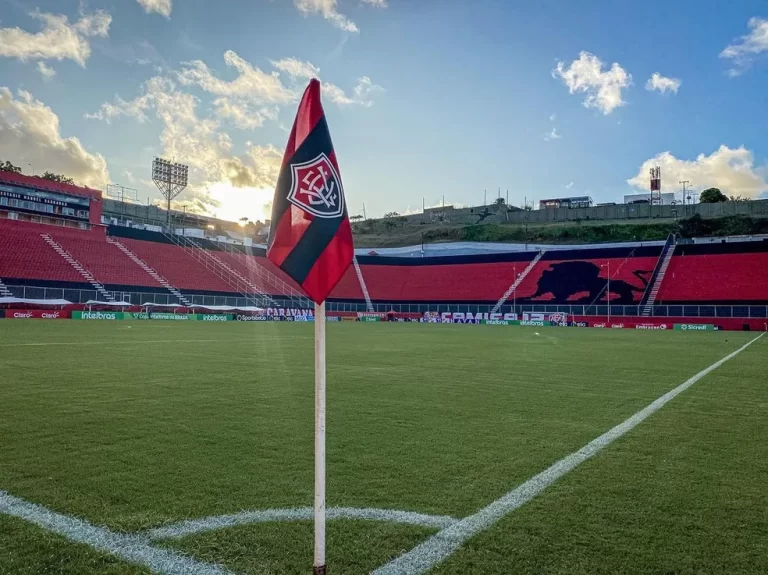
[
  {"xmin": 40, "ymin": 233, "xmax": 115, "ymax": 302},
  {"xmin": 162, "ymin": 230, "xmax": 273, "ymax": 307},
  {"xmin": 352, "ymin": 255, "xmax": 374, "ymax": 312},
  {"xmin": 490, "ymin": 250, "xmax": 545, "ymax": 313},
  {"xmin": 221, "ymin": 247, "xmax": 314, "ymax": 309},
  {"xmin": 641, "ymin": 235, "xmax": 676, "ymax": 316},
  {"xmin": 0, "ymin": 277, "xmax": 12, "ymax": 297},
  {"xmin": 105, "ymin": 236, "xmax": 191, "ymax": 306},
  {"xmin": 0, "ymin": 223, "xmax": 84, "ymax": 284}
]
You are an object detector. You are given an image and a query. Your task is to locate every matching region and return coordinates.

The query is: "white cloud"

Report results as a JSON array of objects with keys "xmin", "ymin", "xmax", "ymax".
[
  {"xmin": 322, "ymin": 76, "xmax": 384, "ymax": 107},
  {"xmin": 270, "ymin": 57, "xmax": 320, "ymax": 80},
  {"xmin": 293, "ymin": 0, "xmax": 358, "ymax": 33},
  {"xmin": 176, "ymin": 51, "xmax": 300, "ymax": 130},
  {"xmin": 362, "ymin": 0, "xmax": 388, "ymax": 6},
  {"xmin": 721, "ymin": 17, "xmax": 768, "ymax": 75},
  {"xmin": 0, "ymin": 87, "xmax": 109, "ymax": 188},
  {"xmin": 137, "ymin": 0, "xmax": 173, "ymax": 18},
  {"xmin": 181, "ymin": 53, "xmax": 382, "ymax": 111},
  {"xmin": 85, "ymin": 93, "xmax": 153, "ymax": 123},
  {"xmin": 73, "ymin": 11, "xmax": 112, "ymax": 37},
  {"xmin": 543, "ymin": 127, "xmax": 562, "ymax": 141},
  {"xmin": 553, "ymin": 51, "xmax": 631, "ymax": 115},
  {"xmin": 565, "ymin": 181, "xmax": 574, "ymax": 189},
  {"xmin": 549, "ymin": 113, "xmax": 556, "ymax": 122},
  {"xmin": 352, "ymin": 76, "xmax": 384, "ymax": 105},
  {"xmin": 86, "ymin": 76, "xmax": 282, "ymax": 213},
  {"xmin": 628, "ymin": 145, "xmax": 768, "ymax": 199},
  {"xmin": 37, "ymin": 61, "xmax": 56, "ymax": 79},
  {"xmin": 85, "ymin": 51, "xmax": 383, "ymax": 218},
  {"xmin": 178, "ymin": 50, "xmax": 296, "ymax": 104},
  {"xmin": 645, "ymin": 73, "xmax": 681, "ymax": 94},
  {"xmin": 0, "ymin": 9, "xmax": 111, "ymax": 67},
  {"xmin": 212, "ymin": 98, "xmax": 279, "ymax": 130}
]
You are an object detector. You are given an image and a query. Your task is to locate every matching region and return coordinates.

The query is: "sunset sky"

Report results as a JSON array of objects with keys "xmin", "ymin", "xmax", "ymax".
[{"xmin": 1, "ymin": 0, "xmax": 767, "ymax": 222}]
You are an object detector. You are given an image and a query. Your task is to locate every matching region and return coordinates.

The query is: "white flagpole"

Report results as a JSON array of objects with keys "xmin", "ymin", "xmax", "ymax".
[{"xmin": 313, "ymin": 301, "xmax": 327, "ymax": 575}]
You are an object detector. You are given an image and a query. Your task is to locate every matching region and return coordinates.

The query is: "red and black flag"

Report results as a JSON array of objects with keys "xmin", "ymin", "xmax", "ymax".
[{"xmin": 267, "ymin": 79, "xmax": 354, "ymax": 304}]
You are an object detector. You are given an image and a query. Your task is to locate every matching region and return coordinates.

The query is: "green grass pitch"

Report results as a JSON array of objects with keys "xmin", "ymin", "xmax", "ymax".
[{"xmin": 0, "ymin": 321, "xmax": 766, "ymax": 574}]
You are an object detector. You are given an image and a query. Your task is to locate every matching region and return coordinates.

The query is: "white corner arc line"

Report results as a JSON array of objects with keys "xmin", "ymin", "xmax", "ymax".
[
  {"xmin": 0, "ymin": 491, "xmax": 234, "ymax": 575},
  {"xmin": 148, "ymin": 507, "xmax": 458, "ymax": 539},
  {"xmin": 373, "ymin": 333, "xmax": 765, "ymax": 575}
]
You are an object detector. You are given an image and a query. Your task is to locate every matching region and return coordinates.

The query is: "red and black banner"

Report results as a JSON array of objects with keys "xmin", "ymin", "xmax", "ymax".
[{"xmin": 267, "ymin": 79, "xmax": 354, "ymax": 304}]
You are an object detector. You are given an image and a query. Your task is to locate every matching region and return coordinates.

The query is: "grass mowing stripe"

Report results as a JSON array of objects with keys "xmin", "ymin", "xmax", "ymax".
[
  {"xmin": 373, "ymin": 332, "xmax": 765, "ymax": 575},
  {"xmin": 0, "ymin": 491, "xmax": 233, "ymax": 575},
  {"xmin": 0, "ymin": 336, "xmax": 311, "ymax": 347},
  {"xmin": 148, "ymin": 507, "xmax": 458, "ymax": 539}
]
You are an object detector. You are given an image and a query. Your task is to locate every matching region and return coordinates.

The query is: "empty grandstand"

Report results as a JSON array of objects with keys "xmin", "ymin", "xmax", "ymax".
[{"xmin": 1, "ymin": 170, "xmax": 767, "ymax": 322}]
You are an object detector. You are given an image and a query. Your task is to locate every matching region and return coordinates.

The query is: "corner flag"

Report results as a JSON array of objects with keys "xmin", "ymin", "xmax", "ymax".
[
  {"xmin": 267, "ymin": 79, "xmax": 354, "ymax": 575},
  {"xmin": 267, "ymin": 78, "xmax": 354, "ymax": 304}
]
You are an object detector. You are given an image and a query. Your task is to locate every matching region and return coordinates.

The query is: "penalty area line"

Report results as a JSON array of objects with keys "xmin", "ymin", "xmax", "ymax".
[{"xmin": 373, "ymin": 333, "xmax": 765, "ymax": 575}]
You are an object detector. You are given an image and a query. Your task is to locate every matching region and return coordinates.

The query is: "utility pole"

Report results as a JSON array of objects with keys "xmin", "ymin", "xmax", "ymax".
[
  {"xmin": 484, "ymin": 189, "xmax": 487, "ymax": 206},
  {"xmin": 679, "ymin": 180, "xmax": 690, "ymax": 206},
  {"xmin": 362, "ymin": 203, "xmax": 367, "ymax": 220}
]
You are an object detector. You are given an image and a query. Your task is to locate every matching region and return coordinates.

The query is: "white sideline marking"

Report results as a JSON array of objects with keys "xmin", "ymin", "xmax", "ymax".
[
  {"xmin": 373, "ymin": 333, "xmax": 765, "ymax": 575},
  {"xmin": 0, "ymin": 491, "xmax": 233, "ymax": 575},
  {"xmin": 148, "ymin": 507, "xmax": 457, "ymax": 539}
]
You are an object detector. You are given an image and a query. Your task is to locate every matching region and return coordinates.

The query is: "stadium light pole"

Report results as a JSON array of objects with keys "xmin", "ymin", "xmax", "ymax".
[{"xmin": 152, "ymin": 157, "xmax": 189, "ymax": 229}]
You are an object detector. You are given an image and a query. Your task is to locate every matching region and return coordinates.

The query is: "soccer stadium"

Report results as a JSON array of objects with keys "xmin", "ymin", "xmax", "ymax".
[
  {"xmin": 2, "ymin": 163, "xmax": 768, "ymax": 575},
  {"xmin": 3, "ymin": 3, "xmax": 768, "ymax": 574}
]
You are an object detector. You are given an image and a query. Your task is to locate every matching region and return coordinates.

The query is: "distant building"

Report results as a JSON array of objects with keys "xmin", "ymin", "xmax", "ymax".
[
  {"xmin": 624, "ymin": 192, "xmax": 675, "ymax": 205},
  {"xmin": 539, "ymin": 196, "xmax": 593, "ymax": 209}
]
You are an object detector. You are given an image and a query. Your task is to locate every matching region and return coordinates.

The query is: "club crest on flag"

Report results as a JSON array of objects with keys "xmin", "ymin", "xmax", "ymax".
[{"xmin": 288, "ymin": 153, "xmax": 345, "ymax": 219}]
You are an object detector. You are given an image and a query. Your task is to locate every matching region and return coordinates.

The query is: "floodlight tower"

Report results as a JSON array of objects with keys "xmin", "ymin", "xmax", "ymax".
[{"xmin": 152, "ymin": 157, "xmax": 188, "ymax": 227}]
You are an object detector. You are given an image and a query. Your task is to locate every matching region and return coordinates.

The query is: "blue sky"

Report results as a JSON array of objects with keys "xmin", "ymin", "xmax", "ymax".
[{"xmin": 1, "ymin": 0, "xmax": 767, "ymax": 221}]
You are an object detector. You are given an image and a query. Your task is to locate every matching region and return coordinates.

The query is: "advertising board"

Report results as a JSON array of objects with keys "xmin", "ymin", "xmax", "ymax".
[{"xmin": 4, "ymin": 309, "xmax": 69, "ymax": 319}]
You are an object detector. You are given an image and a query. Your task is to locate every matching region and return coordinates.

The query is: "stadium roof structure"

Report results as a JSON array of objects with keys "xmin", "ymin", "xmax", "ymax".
[
  {"xmin": 0, "ymin": 171, "xmax": 101, "ymax": 200},
  {"xmin": 0, "ymin": 296, "xmax": 71, "ymax": 306},
  {"xmin": 359, "ymin": 239, "xmax": 667, "ymax": 258}
]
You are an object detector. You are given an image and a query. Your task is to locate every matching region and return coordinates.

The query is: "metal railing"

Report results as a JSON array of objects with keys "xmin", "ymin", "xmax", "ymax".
[{"xmin": 4, "ymin": 285, "xmax": 767, "ymax": 319}]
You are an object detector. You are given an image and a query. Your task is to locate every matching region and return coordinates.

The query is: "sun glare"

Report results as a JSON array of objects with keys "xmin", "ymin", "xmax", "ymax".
[{"xmin": 208, "ymin": 181, "xmax": 273, "ymax": 223}]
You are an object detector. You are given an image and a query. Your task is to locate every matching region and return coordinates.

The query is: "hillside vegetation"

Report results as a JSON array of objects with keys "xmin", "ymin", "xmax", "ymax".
[{"xmin": 352, "ymin": 214, "xmax": 768, "ymax": 248}]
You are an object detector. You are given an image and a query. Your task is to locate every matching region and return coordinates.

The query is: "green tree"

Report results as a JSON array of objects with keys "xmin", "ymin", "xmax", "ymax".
[
  {"xmin": 40, "ymin": 171, "xmax": 75, "ymax": 185},
  {"xmin": 700, "ymin": 187, "xmax": 728, "ymax": 203},
  {"xmin": 0, "ymin": 160, "xmax": 22, "ymax": 174},
  {"xmin": 383, "ymin": 211, "xmax": 400, "ymax": 218},
  {"xmin": 350, "ymin": 214, "xmax": 364, "ymax": 221},
  {"xmin": 494, "ymin": 197, "xmax": 505, "ymax": 206}
]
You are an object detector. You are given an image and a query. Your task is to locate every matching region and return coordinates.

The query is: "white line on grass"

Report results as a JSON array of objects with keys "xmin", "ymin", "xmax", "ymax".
[
  {"xmin": 148, "ymin": 507, "xmax": 458, "ymax": 539},
  {"xmin": 373, "ymin": 333, "xmax": 765, "ymax": 575},
  {"xmin": 0, "ymin": 491, "xmax": 234, "ymax": 575}
]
